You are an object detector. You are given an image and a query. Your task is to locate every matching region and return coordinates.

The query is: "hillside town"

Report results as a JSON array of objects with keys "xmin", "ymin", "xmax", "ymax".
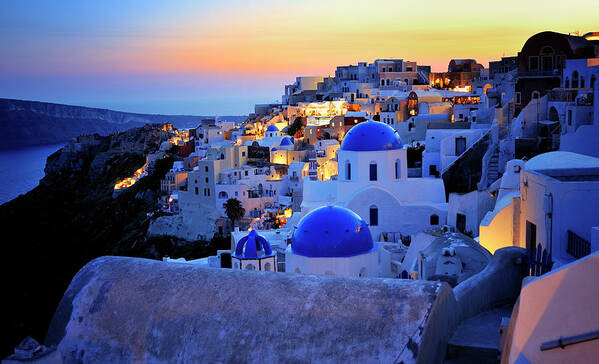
[{"xmin": 10, "ymin": 30, "xmax": 599, "ymax": 363}]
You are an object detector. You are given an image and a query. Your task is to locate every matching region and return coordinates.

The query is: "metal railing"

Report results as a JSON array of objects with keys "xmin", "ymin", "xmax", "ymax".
[
  {"xmin": 541, "ymin": 330, "xmax": 599, "ymax": 351},
  {"xmin": 567, "ymin": 230, "xmax": 591, "ymax": 259}
]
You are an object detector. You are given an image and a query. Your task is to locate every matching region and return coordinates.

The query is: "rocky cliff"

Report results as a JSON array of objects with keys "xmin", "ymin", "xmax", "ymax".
[
  {"xmin": 0, "ymin": 125, "xmax": 225, "ymax": 357},
  {"xmin": 0, "ymin": 98, "xmax": 243, "ymax": 149}
]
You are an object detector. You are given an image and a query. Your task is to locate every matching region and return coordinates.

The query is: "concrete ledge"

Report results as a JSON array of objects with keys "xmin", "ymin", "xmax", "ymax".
[
  {"xmin": 45, "ymin": 256, "xmax": 456, "ymax": 363},
  {"xmin": 454, "ymin": 247, "xmax": 527, "ymax": 323}
]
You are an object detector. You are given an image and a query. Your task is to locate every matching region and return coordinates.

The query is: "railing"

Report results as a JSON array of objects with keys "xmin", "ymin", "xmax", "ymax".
[
  {"xmin": 567, "ymin": 230, "xmax": 591, "ymax": 259},
  {"xmin": 541, "ymin": 330, "xmax": 599, "ymax": 351},
  {"xmin": 526, "ymin": 243, "xmax": 553, "ymax": 277},
  {"xmin": 518, "ymin": 70, "xmax": 560, "ymax": 77}
]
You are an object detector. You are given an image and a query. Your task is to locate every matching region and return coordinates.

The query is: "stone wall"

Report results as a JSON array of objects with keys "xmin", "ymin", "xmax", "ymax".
[{"xmin": 45, "ymin": 256, "xmax": 457, "ymax": 363}]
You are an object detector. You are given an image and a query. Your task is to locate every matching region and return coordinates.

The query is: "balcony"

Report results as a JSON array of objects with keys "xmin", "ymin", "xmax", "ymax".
[{"xmin": 547, "ymin": 89, "xmax": 577, "ymax": 103}]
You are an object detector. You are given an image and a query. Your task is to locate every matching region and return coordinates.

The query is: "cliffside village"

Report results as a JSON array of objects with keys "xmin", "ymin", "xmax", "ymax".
[{"xmin": 34, "ymin": 30, "xmax": 598, "ymax": 363}]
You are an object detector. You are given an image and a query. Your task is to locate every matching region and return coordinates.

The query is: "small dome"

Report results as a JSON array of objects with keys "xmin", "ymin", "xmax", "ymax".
[
  {"xmin": 525, "ymin": 151, "xmax": 599, "ymax": 171},
  {"xmin": 266, "ymin": 124, "xmax": 279, "ymax": 132},
  {"xmin": 292, "ymin": 206, "xmax": 374, "ymax": 257},
  {"xmin": 280, "ymin": 137, "xmax": 293, "ymax": 146},
  {"xmin": 234, "ymin": 230, "xmax": 273, "ymax": 259},
  {"xmin": 340, "ymin": 121, "xmax": 403, "ymax": 151},
  {"xmin": 271, "ymin": 147, "xmax": 278, "ymax": 151}
]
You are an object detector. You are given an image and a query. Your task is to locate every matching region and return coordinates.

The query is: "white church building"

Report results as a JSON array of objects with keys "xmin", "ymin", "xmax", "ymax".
[
  {"xmin": 302, "ymin": 121, "xmax": 448, "ymax": 241},
  {"xmin": 286, "ymin": 205, "xmax": 378, "ymax": 277}
]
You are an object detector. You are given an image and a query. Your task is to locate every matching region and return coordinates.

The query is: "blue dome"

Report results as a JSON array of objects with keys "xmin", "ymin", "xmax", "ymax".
[
  {"xmin": 291, "ymin": 206, "xmax": 374, "ymax": 258},
  {"xmin": 271, "ymin": 147, "xmax": 278, "ymax": 151},
  {"xmin": 280, "ymin": 137, "xmax": 293, "ymax": 146},
  {"xmin": 266, "ymin": 124, "xmax": 279, "ymax": 132},
  {"xmin": 340, "ymin": 121, "xmax": 403, "ymax": 151},
  {"xmin": 234, "ymin": 230, "xmax": 274, "ymax": 259}
]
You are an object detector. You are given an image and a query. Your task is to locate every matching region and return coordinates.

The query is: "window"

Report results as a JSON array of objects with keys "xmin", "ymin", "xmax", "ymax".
[
  {"xmin": 591, "ymin": 75, "xmax": 596, "ymax": 89},
  {"xmin": 572, "ymin": 71, "xmax": 579, "ymax": 88},
  {"xmin": 195, "ymin": 187, "xmax": 198, "ymax": 195},
  {"xmin": 395, "ymin": 159, "xmax": 401, "ymax": 179},
  {"xmin": 264, "ymin": 262, "xmax": 272, "ymax": 271},
  {"xmin": 245, "ymin": 264, "xmax": 255, "ymax": 271},
  {"xmin": 529, "ymin": 56, "xmax": 539, "ymax": 71},
  {"xmin": 242, "ymin": 151, "xmax": 246, "ymax": 157},
  {"xmin": 565, "ymin": 77, "xmax": 570, "ymax": 88},
  {"xmin": 205, "ymin": 166, "xmax": 209, "ymax": 172},
  {"xmin": 205, "ymin": 177, "xmax": 208, "ymax": 183},
  {"xmin": 531, "ymin": 91, "xmax": 540, "ymax": 99},
  {"xmin": 346, "ymin": 161, "xmax": 352, "ymax": 180},
  {"xmin": 369, "ymin": 206, "xmax": 378, "ymax": 226},
  {"xmin": 515, "ymin": 92, "xmax": 521, "ymax": 105},
  {"xmin": 429, "ymin": 164, "xmax": 438, "ymax": 177},
  {"xmin": 455, "ymin": 137, "xmax": 466, "ymax": 155},
  {"xmin": 430, "ymin": 214, "xmax": 439, "ymax": 225},
  {"xmin": 218, "ymin": 191, "xmax": 228, "ymax": 199},
  {"xmin": 581, "ymin": 77, "xmax": 585, "ymax": 88},
  {"xmin": 369, "ymin": 162, "xmax": 377, "ymax": 181},
  {"xmin": 245, "ymin": 170, "xmax": 248, "ymax": 176}
]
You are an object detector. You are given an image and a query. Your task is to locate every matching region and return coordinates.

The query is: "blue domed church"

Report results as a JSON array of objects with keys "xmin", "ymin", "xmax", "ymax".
[
  {"xmin": 232, "ymin": 230, "xmax": 277, "ymax": 271},
  {"xmin": 301, "ymin": 121, "xmax": 448, "ymax": 247},
  {"xmin": 285, "ymin": 205, "xmax": 378, "ymax": 277}
]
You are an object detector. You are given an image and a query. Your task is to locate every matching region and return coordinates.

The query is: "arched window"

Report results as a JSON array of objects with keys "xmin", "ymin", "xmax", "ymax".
[
  {"xmin": 345, "ymin": 161, "xmax": 352, "ymax": 180},
  {"xmin": 572, "ymin": 71, "xmax": 579, "ymax": 88},
  {"xmin": 581, "ymin": 77, "xmax": 585, "ymax": 88},
  {"xmin": 430, "ymin": 214, "xmax": 439, "ymax": 225},
  {"xmin": 358, "ymin": 268, "xmax": 367, "ymax": 277},
  {"xmin": 369, "ymin": 162, "xmax": 377, "ymax": 181},
  {"xmin": 381, "ymin": 79, "xmax": 385, "ymax": 86},
  {"xmin": 531, "ymin": 91, "xmax": 540, "ymax": 99},
  {"xmin": 234, "ymin": 262, "xmax": 239, "ymax": 269},
  {"xmin": 591, "ymin": 75, "xmax": 596, "ymax": 88},
  {"xmin": 395, "ymin": 159, "xmax": 401, "ymax": 179},
  {"xmin": 565, "ymin": 77, "xmax": 570, "ymax": 88},
  {"xmin": 386, "ymin": 79, "xmax": 390, "ymax": 86},
  {"xmin": 218, "ymin": 191, "xmax": 228, "ymax": 199},
  {"xmin": 264, "ymin": 262, "xmax": 272, "ymax": 271},
  {"xmin": 369, "ymin": 205, "xmax": 378, "ymax": 226},
  {"xmin": 245, "ymin": 263, "xmax": 255, "ymax": 271}
]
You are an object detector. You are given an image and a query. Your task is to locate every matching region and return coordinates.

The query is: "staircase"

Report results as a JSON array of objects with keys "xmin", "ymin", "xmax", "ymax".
[
  {"xmin": 487, "ymin": 148, "xmax": 500, "ymax": 185},
  {"xmin": 444, "ymin": 305, "xmax": 513, "ymax": 364}
]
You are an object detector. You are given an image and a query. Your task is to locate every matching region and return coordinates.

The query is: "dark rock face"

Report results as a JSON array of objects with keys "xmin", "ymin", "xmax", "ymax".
[
  {"xmin": 0, "ymin": 98, "xmax": 215, "ymax": 149},
  {"xmin": 47, "ymin": 256, "xmax": 457, "ymax": 363},
  {"xmin": 0, "ymin": 125, "xmax": 186, "ymax": 357}
]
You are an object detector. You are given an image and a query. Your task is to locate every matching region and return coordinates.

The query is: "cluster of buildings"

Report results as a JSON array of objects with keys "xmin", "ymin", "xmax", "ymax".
[
  {"xmin": 152, "ymin": 29, "xmax": 599, "ymax": 362},
  {"xmin": 19, "ymin": 29, "xmax": 598, "ymax": 364}
]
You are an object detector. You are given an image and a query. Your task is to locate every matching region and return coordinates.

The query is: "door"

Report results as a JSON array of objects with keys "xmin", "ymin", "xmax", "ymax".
[
  {"xmin": 526, "ymin": 220, "xmax": 537, "ymax": 253},
  {"xmin": 456, "ymin": 213, "xmax": 466, "ymax": 233}
]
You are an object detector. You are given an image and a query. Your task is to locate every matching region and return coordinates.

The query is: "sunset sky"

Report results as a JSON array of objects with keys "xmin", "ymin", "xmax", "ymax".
[{"xmin": 1, "ymin": 0, "xmax": 598, "ymax": 115}]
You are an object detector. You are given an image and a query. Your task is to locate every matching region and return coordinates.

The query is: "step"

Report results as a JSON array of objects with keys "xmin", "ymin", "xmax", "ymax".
[{"xmin": 445, "ymin": 305, "xmax": 513, "ymax": 364}]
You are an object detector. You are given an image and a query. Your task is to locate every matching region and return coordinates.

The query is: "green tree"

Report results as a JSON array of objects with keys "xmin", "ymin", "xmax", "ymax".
[{"xmin": 223, "ymin": 198, "xmax": 245, "ymax": 229}]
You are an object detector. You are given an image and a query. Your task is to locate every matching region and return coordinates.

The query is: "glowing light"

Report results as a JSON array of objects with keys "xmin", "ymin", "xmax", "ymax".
[
  {"xmin": 114, "ymin": 162, "xmax": 148, "ymax": 190},
  {"xmin": 450, "ymin": 86, "xmax": 472, "ymax": 92}
]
